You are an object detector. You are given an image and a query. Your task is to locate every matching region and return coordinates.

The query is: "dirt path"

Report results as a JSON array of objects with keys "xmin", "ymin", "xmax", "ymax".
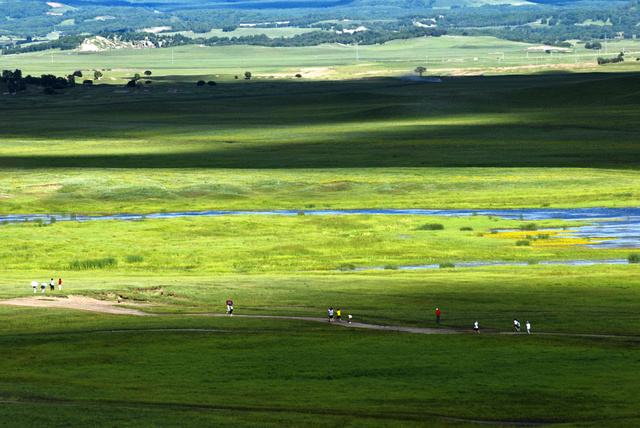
[
  {"xmin": 1, "ymin": 296, "xmax": 638, "ymax": 341},
  {"xmin": 194, "ymin": 313, "xmax": 460, "ymax": 334},
  {"xmin": 0, "ymin": 296, "xmax": 152, "ymax": 316}
]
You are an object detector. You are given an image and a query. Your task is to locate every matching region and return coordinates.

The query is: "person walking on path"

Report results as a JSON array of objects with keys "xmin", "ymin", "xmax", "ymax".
[
  {"xmin": 226, "ymin": 299, "xmax": 234, "ymax": 316},
  {"xmin": 526, "ymin": 320, "xmax": 531, "ymax": 334},
  {"xmin": 49, "ymin": 278, "xmax": 55, "ymax": 292},
  {"xmin": 513, "ymin": 319, "xmax": 521, "ymax": 333},
  {"xmin": 473, "ymin": 320, "xmax": 479, "ymax": 334},
  {"xmin": 435, "ymin": 307, "xmax": 441, "ymax": 325},
  {"xmin": 31, "ymin": 281, "xmax": 38, "ymax": 294},
  {"xmin": 40, "ymin": 282, "xmax": 46, "ymax": 295},
  {"xmin": 348, "ymin": 314, "xmax": 353, "ymax": 324},
  {"xmin": 336, "ymin": 308, "xmax": 342, "ymax": 322},
  {"xmin": 58, "ymin": 278, "xmax": 63, "ymax": 291},
  {"xmin": 327, "ymin": 307, "xmax": 334, "ymax": 322}
]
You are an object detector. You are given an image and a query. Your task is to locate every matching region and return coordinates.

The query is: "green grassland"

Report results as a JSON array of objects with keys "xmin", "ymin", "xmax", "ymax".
[
  {"xmin": 2, "ymin": 36, "xmax": 639, "ymax": 81},
  {"xmin": 1, "ymin": 68, "xmax": 640, "ymax": 425},
  {"xmin": 0, "ymin": 215, "xmax": 627, "ymax": 273},
  {"xmin": 1, "ymin": 73, "xmax": 640, "ymax": 214},
  {"xmin": 1, "ymin": 311, "xmax": 638, "ymax": 427},
  {"xmin": 1, "ymin": 267, "xmax": 640, "ymax": 426}
]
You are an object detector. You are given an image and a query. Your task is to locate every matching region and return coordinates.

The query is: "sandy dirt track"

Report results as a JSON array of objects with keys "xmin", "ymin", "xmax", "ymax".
[
  {"xmin": 0, "ymin": 296, "xmax": 152, "ymax": 316},
  {"xmin": 2, "ymin": 296, "xmax": 639, "ymax": 341}
]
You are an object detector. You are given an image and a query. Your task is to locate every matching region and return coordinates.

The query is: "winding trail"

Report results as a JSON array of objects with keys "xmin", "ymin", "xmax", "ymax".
[{"xmin": 1, "ymin": 296, "xmax": 639, "ymax": 341}]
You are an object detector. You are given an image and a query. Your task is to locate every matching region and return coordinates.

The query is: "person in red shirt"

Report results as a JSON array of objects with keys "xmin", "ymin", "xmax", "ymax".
[
  {"xmin": 58, "ymin": 278, "xmax": 63, "ymax": 291},
  {"xmin": 435, "ymin": 307, "xmax": 441, "ymax": 325}
]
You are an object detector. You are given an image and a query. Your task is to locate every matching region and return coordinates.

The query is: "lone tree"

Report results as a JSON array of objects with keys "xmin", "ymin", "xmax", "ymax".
[
  {"xmin": 144, "ymin": 70, "xmax": 152, "ymax": 77},
  {"xmin": 133, "ymin": 73, "xmax": 141, "ymax": 81},
  {"xmin": 244, "ymin": 71, "xmax": 252, "ymax": 80},
  {"xmin": 414, "ymin": 66, "xmax": 426, "ymax": 77},
  {"xmin": 94, "ymin": 70, "xmax": 103, "ymax": 80},
  {"xmin": 73, "ymin": 70, "xmax": 83, "ymax": 78}
]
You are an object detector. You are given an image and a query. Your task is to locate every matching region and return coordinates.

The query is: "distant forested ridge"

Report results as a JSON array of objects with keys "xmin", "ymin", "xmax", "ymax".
[{"xmin": 0, "ymin": 0, "xmax": 637, "ymax": 52}]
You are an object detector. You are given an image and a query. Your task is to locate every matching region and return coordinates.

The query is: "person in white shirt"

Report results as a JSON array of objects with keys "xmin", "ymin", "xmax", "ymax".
[
  {"xmin": 348, "ymin": 314, "xmax": 353, "ymax": 324},
  {"xmin": 327, "ymin": 307, "xmax": 334, "ymax": 322},
  {"xmin": 526, "ymin": 321, "xmax": 531, "ymax": 334},
  {"xmin": 513, "ymin": 319, "xmax": 521, "ymax": 333},
  {"xmin": 31, "ymin": 281, "xmax": 38, "ymax": 294},
  {"xmin": 473, "ymin": 320, "xmax": 479, "ymax": 333},
  {"xmin": 40, "ymin": 282, "xmax": 46, "ymax": 294}
]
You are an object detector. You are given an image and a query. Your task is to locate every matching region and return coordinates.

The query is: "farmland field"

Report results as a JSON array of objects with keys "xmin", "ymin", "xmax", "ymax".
[
  {"xmin": 1, "ymin": 63, "xmax": 640, "ymax": 426},
  {"xmin": 2, "ymin": 36, "xmax": 639, "ymax": 81}
]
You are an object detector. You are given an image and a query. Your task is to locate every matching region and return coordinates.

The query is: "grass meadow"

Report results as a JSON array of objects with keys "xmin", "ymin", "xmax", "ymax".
[
  {"xmin": 1, "ymin": 36, "xmax": 639, "ymax": 81},
  {"xmin": 0, "ymin": 70, "xmax": 639, "ymax": 425}
]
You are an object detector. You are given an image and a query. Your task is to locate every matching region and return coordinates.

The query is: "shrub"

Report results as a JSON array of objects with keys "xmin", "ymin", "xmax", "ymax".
[
  {"xmin": 520, "ymin": 223, "xmax": 538, "ymax": 231},
  {"xmin": 439, "ymin": 262, "xmax": 455, "ymax": 269},
  {"xmin": 125, "ymin": 255, "xmax": 144, "ymax": 263},
  {"xmin": 628, "ymin": 253, "xmax": 640, "ymax": 264},
  {"xmin": 69, "ymin": 257, "xmax": 117, "ymax": 270},
  {"xmin": 383, "ymin": 265, "xmax": 398, "ymax": 270},
  {"xmin": 537, "ymin": 234, "xmax": 550, "ymax": 239},
  {"xmin": 460, "ymin": 227, "xmax": 473, "ymax": 231},
  {"xmin": 516, "ymin": 240, "xmax": 531, "ymax": 246},
  {"xmin": 417, "ymin": 223, "xmax": 444, "ymax": 231},
  {"xmin": 207, "ymin": 81, "xmax": 217, "ymax": 86},
  {"xmin": 196, "ymin": 80, "xmax": 206, "ymax": 86},
  {"xmin": 338, "ymin": 263, "xmax": 356, "ymax": 271}
]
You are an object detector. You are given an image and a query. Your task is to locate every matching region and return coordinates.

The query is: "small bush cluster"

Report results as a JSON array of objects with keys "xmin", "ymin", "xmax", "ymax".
[
  {"xmin": 460, "ymin": 227, "xmax": 473, "ymax": 231},
  {"xmin": 597, "ymin": 52, "xmax": 624, "ymax": 65},
  {"xmin": 516, "ymin": 240, "xmax": 531, "ymax": 246},
  {"xmin": 439, "ymin": 262, "xmax": 455, "ymax": 269},
  {"xmin": 417, "ymin": 223, "xmax": 444, "ymax": 231},
  {"xmin": 69, "ymin": 257, "xmax": 118, "ymax": 270},
  {"xmin": 520, "ymin": 223, "xmax": 538, "ymax": 231},
  {"xmin": 338, "ymin": 263, "xmax": 356, "ymax": 271},
  {"xmin": 628, "ymin": 253, "xmax": 640, "ymax": 264},
  {"xmin": 125, "ymin": 255, "xmax": 144, "ymax": 263}
]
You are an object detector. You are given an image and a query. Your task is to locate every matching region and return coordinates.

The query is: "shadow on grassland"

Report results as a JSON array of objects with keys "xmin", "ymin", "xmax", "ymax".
[{"xmin": 0, "ymin": 73, "xmax": 638, "ymax": 169}]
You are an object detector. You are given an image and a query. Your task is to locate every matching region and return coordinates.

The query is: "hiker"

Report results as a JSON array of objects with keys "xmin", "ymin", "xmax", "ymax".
[
  {"xmin": 435, "ymin": 307, "xmax": 441, "ymax": 325},
  {"xmin": 526, "ymin": 320, "xmax": 531, "ymax": 334},
  {"xmin": 226, "ymin": 299, "xmax": 234, "ymax": 316},
  {"xmin": 327, "ymin": 307, "xmax": 334, "ymax": 322},
  {"xmin": 336, "ymin": 308, "xmax": 342, "ymax": 322},
  {"xmin": 348, "ymin": 314, "xmax": 353, "ymax": 324},
  {"xmin": 31, "ymin": 280, "xmax": 38, "ymax": 294},
  {"xmin": 40, "ymin": 282, "xmax": 46, "ymax": 295},
  {"xmin": 473, "ymin": 320, "xmax": 479, "ymax": 334},
  {"xmin": 513, "ymin": 319, "xmax": 521, "ymax": 333},
  {"xmin": 58, "ymin": 278, "xmax": 63, "ymax": 291},
  {"xmin": 49, "ymin": 278, "xmax": 55, "ymax": 292}
]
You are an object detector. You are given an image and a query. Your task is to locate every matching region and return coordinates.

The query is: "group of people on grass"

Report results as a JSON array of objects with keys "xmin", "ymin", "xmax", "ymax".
[
  {"xmin": 30, "ymin": 278, "xmax": 62, "ymax": 294},
  {"xmin": 223, "ymin": 300, "xmax": 532, "ymax": 334},
  {"xmin": 438, "ymin": 307, "xmax": 533, "ymax": 334},
  {"xmin": 327, "ymin": 307, "xmax": 353, "ymax": 324},
  {"xmin": 512, "ymin": 319, "xmax": 532, "ymax": 335},
  {"xmin": 471, "ymin": 318, "xmax": 531, "ymax": 334}
]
